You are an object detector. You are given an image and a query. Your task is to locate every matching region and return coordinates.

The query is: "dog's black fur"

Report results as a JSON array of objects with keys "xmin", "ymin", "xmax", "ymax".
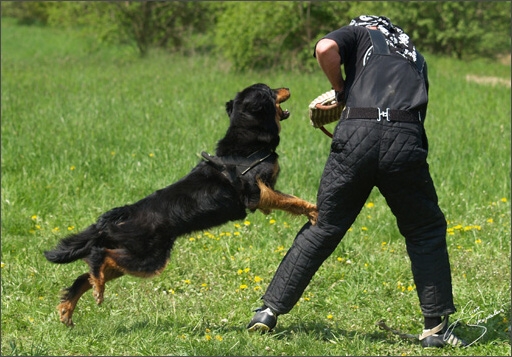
[{"xmin": 44, "ymin": 83, "xmax": 318, "ymax": 326}]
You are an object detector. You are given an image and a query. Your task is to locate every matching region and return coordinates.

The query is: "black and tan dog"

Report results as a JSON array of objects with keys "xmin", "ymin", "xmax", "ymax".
[{"xmin": 44, "ymin": 83, "xmax": 318, "ymax": 327}]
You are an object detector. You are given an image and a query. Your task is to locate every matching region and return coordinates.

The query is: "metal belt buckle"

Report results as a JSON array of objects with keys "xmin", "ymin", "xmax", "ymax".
[{"xmin": 378, "ymin": 107, "xmax": 390, "ymax": 122}]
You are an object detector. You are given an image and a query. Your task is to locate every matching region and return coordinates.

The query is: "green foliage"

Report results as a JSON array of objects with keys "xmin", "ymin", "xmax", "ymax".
[
  {"xmin": 3, "ymin": 1, "xmax": 509, "ymax": 66},
  {"xmin": 1, "ymin": 20, "xmax": 510, "ymax": 356},
  {"xmin": 369, "ymin": 1, "xmax": 511, "ymax": 59}
]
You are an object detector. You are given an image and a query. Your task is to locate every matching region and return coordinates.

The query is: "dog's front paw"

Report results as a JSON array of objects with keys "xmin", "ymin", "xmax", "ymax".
[{"xmin": 307, "ymin": 207, "xmax": 318, "ymax": 225}]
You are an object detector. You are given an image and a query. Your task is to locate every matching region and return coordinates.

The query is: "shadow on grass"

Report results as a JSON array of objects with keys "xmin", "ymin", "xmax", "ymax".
[{"xmin": 111, "ymin": 308, "xmax": 511, "ymax": 349}]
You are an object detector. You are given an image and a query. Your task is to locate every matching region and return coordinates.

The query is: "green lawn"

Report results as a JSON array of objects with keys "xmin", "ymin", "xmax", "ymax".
[{"xmin": 1, "ymin": 18, "xmax": 510, "ymax": 356}]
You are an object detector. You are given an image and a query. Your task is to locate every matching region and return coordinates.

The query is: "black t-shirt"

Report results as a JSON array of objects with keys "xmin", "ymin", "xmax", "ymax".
[{"xmin": 314, "ymin": 26, "xmax": 373, "ymax": 91}]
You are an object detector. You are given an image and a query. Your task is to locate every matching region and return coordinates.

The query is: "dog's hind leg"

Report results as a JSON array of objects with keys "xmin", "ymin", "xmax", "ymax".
[
  {"xmin": 83, "ymin": 247, "xmax": 124, "ymax": 306},
  {"xmin": 58, "ymin": 272, "xmax": 92, "ymax": 327}
]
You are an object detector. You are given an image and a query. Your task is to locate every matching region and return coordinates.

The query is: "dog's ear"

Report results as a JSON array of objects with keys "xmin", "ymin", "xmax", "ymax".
[{"xmin": 225, "ymin": 100, "xmax": 234, "ymax": 116}]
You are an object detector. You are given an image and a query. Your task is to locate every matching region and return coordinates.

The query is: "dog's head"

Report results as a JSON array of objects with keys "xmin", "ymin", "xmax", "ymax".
[{"xmin": 225, "ymin": 83, "xmax": 290, "ymax": 135}]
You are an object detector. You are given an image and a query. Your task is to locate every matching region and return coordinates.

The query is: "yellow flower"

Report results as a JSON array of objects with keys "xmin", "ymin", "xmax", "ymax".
[
  {"xmin": 269, "ymin": 219, "xmax": 276, "ymax": 225},
  {"xmin": 254, "ymin": 276, "xmax": 262, "ymax": 283},
  {"xmin": 475, "ymin": 239, "xmax": 482, "ymax": 244},
  {"xmin": 183, "ymin": 279, "xmax": 191, "ymax": 284},
  {"xmin": 361, "ymin": 226, "xmax": 368, "ymax": 231},
  {"xmin": 501, "ymin": 197, "xmax": 507, "ymax": 203},
  {"xmin": 52, "ymin": 227, "xmax": 60, "ymax": 233},
  {"xmin": 205, "ymin": 335, "xmax": 212, "ymax": 341},
  {"xmin": 239, "ymin": 284, "xmax": 248, "ymax": 290},
  {"xmin": 487, "ymin": 218, "xmax": 494, "ymax": 224},
  {"xmin": 149, "ymin": 153, "xmax": 155, "ymax": 157},
  {"xmin": 215, "ymin": 335, "xmax": 223, "ymax": 341},
  {"xmin": 234, "ymin": 223, "xmax": 241, "ymax": 229},
  {"xmin": 327, "ymin": 314, "xmax": 333, "ymax": 319},
  {"xmin": 31, "ymin": 215, "xmax": 38, "ymax": 220},
  {"xmin": 70, "ymin": 165, "xmax": 76, "ymax": 171},
  {"xmin": 244, "ymin": 220, "xmax": 251, "ymax": 226},
  {"xmin": 1, "ymin": 262, "xmax": 5, "ymax": 268},
  {"xmin": 366, "ymin": 202, "xmax": 375, "ymax": 208},
  {"xmin": 67, "ymin": 226, "xmax": 75, "ymax": 231}
]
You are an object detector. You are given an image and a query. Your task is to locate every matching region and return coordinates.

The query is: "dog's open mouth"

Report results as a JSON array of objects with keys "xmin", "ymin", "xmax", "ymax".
[
  {"xmin": 280, "ymin": 109, "xmax": 290, "ymax": 121},
  {"xmin": 275, "ymin": 87, "xmax": 291, "ymax": 121}
]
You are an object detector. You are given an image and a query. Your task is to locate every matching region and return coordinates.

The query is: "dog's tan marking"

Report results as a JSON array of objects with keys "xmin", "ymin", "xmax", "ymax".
[{"xmin": 256, "ymin": 179, "xmax": 318, "ymax": 225}]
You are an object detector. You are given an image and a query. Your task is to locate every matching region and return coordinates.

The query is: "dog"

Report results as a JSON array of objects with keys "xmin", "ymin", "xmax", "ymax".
[{"xmin": 44, "ymin": 83, "xmax": 318, "ymax": 327}]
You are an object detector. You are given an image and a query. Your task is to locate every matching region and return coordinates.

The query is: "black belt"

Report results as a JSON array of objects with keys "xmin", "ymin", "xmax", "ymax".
[{"xmin": 342, "ymin": 107, "xmax": 422, "ymax": 123}]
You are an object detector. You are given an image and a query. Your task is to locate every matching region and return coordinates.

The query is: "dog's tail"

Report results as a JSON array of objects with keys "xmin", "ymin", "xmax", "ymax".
[
  {"xmin": 44, "ymin": 206, "xmax": 132, "ymax": 264},
  {"xmin": 44, "ymin": 224, "xmax": 101, "ymax": 264}
]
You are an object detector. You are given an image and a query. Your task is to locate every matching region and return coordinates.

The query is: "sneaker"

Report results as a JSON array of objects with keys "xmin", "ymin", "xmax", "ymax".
[
  {"xmin": 420, "ymin": 316, "xmax": 467, "ymax": 348},
  {"xmin": 247, "ymin": 306, "xmax": 277, "ymax": 333}
]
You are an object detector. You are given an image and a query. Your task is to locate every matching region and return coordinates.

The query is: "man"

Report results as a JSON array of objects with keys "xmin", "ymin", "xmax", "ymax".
[{"xmin": 247, "ymin": 15, "xmax": 466, "ymax": 348}]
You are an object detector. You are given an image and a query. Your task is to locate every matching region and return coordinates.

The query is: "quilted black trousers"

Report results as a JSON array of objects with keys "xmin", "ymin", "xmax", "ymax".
[{"xmin": 262, "ymin": 119, "xmax": 456, "ymax": 317}]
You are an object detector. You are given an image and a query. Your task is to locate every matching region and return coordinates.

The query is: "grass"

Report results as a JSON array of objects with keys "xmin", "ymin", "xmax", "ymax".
[{"xmin": 1, "ymin": 18, "xmax": 510, "ymax": 356}]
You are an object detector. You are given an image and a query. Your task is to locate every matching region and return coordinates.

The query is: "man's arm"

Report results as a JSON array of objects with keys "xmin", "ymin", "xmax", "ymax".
[{"xmin": 315, "ymin": 38, "xmax": 345, "ymax": 94}]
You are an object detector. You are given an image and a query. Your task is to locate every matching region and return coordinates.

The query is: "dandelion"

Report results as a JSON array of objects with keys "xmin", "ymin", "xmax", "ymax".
[
  {"xmin": 475, "ymin": 239, "xmax": 482, "ymax": 244},
  {"xmin": 189, "ymin": 237, "xmax": 195, "ymax": 242},
  {"xmin": 254, "ymin": 276, "xmax": 262, "ymax": 283},
  {"xmin": 337, "ymin": 257, "xmax": 344, "ymax": 262},
  {"xmin": 70, "ymin": 165, "xmax": 76, "ymax": 171},
  {"xmin": 111, "ymin": 151, "xmax": 116, "ymax": 156},
  {"xmin": 67, "ymin": 226, "xmax": 75, "ymax": 231},
  {"xmin": 253, "ymin": 286, "xmax": 261, "ymax": 291},
  {"xmin": 327, "ymin": 314, "xmax": 334, "ymax": 320},
  {"xmin": 501, "ymin": 197, "xmax": 507, "ymax": 203},
  {"xmin": 487, "ymin": 218, "xmax": 494, "ymax": 224},
  {"xmin": 183, "ymin": 279, "xmax": 191, "ymax": 284},
  {"xmin": 366, "ymin": 202, "xmax": 375, "ymax": 208},
  {"xmin": 234, "ymin": 231, "xmax": 240, "ymax": 236},
  {"xmin": 269, "ymin": 219, "xmax": 276, "ymax": 225},
  {"xmin": 1, "ymin": 262, "xmax": 5, "ymax": 268},
  {"xmin": 361, "ymin": 226, "xmax": 368, "ymax": 231},
  {"xmin": 407, "ymin": 285, "xmax": 415, "ymax": 292},
  {"xmin": 205, "ymin": 335, "xmax": 212, "ymax": 341},
  {"xmin": 244, "ymin": 220, "xmax": 251, "ymax": 226},
  {"xmin": 237, "ymin": 269, "xmax": 243, "ymax": 275},
  {"xmin": 215, "ymin": 335, "xmax": 223, "ymax": 341},
  {"xmin": 149, "ymin": 153, "xmax": 155, "ymax": 157},
  {"xmin": 239, "ymin": 284, "xmax": 248, "ymax": 290},
  {"xmin": 31, "ymin": 215, "xmax": 38, "ymax": 220},
  {"xmin": 234, "ymin": 223, "xmax": 241, "ymax": 229},
  {"xmin": 52, "ymin": 227, "xmax": 60, "ymax": 233}
]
